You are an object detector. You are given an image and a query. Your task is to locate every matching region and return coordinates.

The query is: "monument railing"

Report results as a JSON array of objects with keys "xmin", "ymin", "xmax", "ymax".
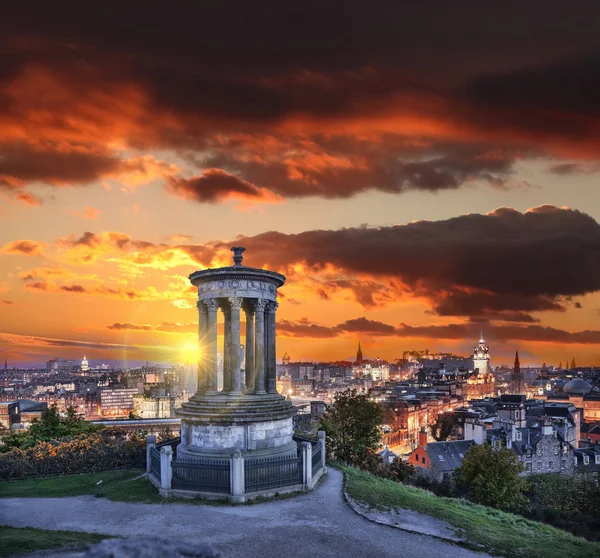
[
  {"xmin": 146, "ymin": 432, "xmax": 326, "ymax": 500},
  {"xmin": 312, "ymin": 441, "xmax": 322, "ymax": 477},
  {"xmin": 149, "ymin": 447, "xmax": 161, "ymax": 480},
  {"xmin": 172, "ymin": 457, "xmax": 230, "ymax": 494},
  {"xmin": 244, "ymin": 452, "xmax": 304, "ymax": 493}
]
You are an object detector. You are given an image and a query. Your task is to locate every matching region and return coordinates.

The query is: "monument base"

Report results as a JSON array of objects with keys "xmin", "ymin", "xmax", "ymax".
[{"xmin": 175, "ymin": 393, "xmax": 297, "ymax": 459}]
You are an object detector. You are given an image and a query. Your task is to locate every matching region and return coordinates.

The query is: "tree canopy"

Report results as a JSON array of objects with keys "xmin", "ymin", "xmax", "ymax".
[
  {"xmin": 454, "ymin": 441, "xmax": 528, "ymax": 513},
  {"xmin": 0, "ymin": 404, "xmax": 102, "ymax": 452},
  {"xmin": 321, "ymin": 389, "xmax": 382, "ymax": 465}
]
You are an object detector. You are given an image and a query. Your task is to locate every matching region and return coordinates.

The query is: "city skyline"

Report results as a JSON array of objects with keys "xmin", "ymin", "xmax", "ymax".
[{"xmin": 1, "ymin": 3, "xmax": 600, "ymax": 367}]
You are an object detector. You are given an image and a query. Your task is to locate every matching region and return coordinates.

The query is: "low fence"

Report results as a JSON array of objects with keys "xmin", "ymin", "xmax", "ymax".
[
  {"xmin": 146, "ymin": 431, "xmax": 326, "ymax": 502},
  {"xmin": 312, "ymin": 441, "xmax": 322, "ymax": 478},
  {"xmin": 149, "ymin": 447, "xmax": 161, "ymax": 480},
  {"xmin": 172, "ymin": 457, "xmax": 230, "ymax": 493},
  {"xmin": 245, "ymin": 453, "xmax": 303, "ymax": 493}
]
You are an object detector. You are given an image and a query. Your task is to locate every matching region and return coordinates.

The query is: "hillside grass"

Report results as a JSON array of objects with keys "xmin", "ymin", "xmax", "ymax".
[
  {"xmin": 0, "ymin": 526, "xmax": 109, "ymax": 556},
  {"xmin": 0, "ymin": 469, "xmax": 161, "ymax": 503},
  {"xmin": 342, "ymin": 465, "xmax": 600, "ymax": 558}
]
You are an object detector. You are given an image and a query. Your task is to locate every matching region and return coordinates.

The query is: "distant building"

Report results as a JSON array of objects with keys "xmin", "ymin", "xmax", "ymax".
[
  {"xmin": 99, "ymin": 387, "xmax": 138, "ymax": 417},
  {"xmin": 472, "ymin": 333, "xmax": 490, "ymax": 375},
  {"xmin": 488, "ymin": 418, "xmax": 574, "ymax": 475},
  {"xmin": 46, "ymin": 357, "xmax": 79, "ymax": 372},
  {"xmin": 0, "ymin": 400, "xmax": 48, "ymax": 430},
  {"xmin": 407, "ymin": 427, "xmax": 475, "ymax": 481},
  {"xmin": 276, "ymin": 371, "xmax": 293, "ymax": 397},
  {"xmin": 132, "ymin": 394, "xmax": 176, "ymax": 419},
  {"xmin": 81, "ymin": 356, "xmax": 89, "ymax": 372},
  {"xmin": 356, "ymin": 341, "xmax": 363, "ymax": 363},
  {"xmin": 510, "ymin": 350, "xmax": 522, "ymax": 394}
]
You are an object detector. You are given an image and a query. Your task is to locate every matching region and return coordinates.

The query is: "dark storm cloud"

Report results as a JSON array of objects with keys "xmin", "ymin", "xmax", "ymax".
[
  {"xmin": 201, "ymin": 142, "xmax": 515, "ymax": 199},
  {"xmin": 0, "ymin": 143, "xmax": 120, "ymax": 189},
  {"xmin": 166, "ymin": 169, "xmax": 277, "ymax": 203},
  {"xmin": 211, "ymin": 206, "xmax": 600, "ymax": 314},
  {"xmin": 1, "ymin": 2, "xmax": 599, "ymax": 199}
]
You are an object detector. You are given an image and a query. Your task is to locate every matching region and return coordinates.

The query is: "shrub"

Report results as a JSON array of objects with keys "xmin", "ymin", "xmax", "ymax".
[{"xmin": 0, "ymin": 428, "xmax": 145, "ymax": 480}]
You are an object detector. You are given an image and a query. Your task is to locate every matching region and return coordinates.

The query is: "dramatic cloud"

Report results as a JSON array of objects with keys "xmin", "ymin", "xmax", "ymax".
[
  {"xmin": 213, "ymin": 206, "xmax": 600, "ymax": 315},
  {"xmin": 0, "ymin": 2, "xmax": 598, "ymax": 203},
  {"xmin": 29, "ymin": 205, "xmax": 600, "ymax": 318},
  {"xmin": 1, "ymin": 240, "xmax": 44, "ymax": 256},
  {"xmin": 167, "ymin": 169, "xmax": 283, "ymax": 204},
  {"xmin": 277, "ymin": 317, "xmax": 600, "ymax": 344}
]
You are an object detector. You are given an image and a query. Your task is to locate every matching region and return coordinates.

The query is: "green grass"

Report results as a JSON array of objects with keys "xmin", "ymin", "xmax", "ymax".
[
  {"xmin": 0, "ymin": 526, "xmax": 109, "ymax": 557},
  {"xmin": 342, "ymin": 466, "xmax": 600, "ymax": 558},
  {"xmin": 0, "ymin": 469, "xmax": 161, "ymax": 503}
]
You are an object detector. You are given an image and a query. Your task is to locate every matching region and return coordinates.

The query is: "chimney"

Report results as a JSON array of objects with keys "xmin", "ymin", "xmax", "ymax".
[{"xmin": 419, "ymin": 426, "xmax": 428, "ymax": 448}]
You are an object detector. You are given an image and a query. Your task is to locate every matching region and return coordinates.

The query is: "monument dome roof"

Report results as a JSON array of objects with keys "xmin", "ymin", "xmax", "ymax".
[{"xmin": 563, "ymin": 378, "xmax": 593, "ymax": 394}]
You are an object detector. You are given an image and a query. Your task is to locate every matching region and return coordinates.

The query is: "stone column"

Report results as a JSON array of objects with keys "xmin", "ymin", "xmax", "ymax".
[
  {"xmin": 266, "ymin": 302, "xmax": 278, "ymax": 394},
  {"xmin": 160, "ymin": 445, "xmax": 172, "ymax": 490},
  {"xmin": 229, "ymin": 297, "xmax": 243, "ymax": 394},
  {"xmin": 222, "ymin": 302, "xmax": 231, "ymax": 392},
  {"xmin": 205, "ymin": 299, "xmax": 219, "ymax": 394},
  {"xmin": 301, "ymin": 441, "xmax": 312, "ymax": 490},
  {"xmin": 244, "ymin": 305, "xmax": 255, "ymax": 392},
  {"xmin": 196, "ymin": 301, "xmax": 208, "ymax": 394},
  {"xmin": 254, "ymin": 299, "xmax": 267, "ymax": 394},
  {"xmin": 318, "ymin": 430, "xmax": 327, "ymax": 472},
  {"xmin": 230, "ymin": 449, "xmax": 245, "ymax": 503}
]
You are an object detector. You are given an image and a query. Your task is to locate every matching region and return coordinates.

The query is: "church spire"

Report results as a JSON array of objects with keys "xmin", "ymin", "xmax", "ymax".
[
  {"xmin": 511, "ymin": 349, "xmax": 522, "ymax": 394},
  {"xmin": 356, "ymin": 341, "xmax": 363, "ymax": 363}
]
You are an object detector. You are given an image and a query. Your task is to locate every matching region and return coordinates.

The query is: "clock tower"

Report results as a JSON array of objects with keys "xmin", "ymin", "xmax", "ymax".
[{"xmin": 472, "ymin": 332, "xmax": 490, "ymax": 375}]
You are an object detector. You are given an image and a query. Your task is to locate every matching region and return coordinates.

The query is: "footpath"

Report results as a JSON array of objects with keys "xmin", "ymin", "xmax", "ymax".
[{"xmin": 1, "ymin": 468, "xmax": 489, "ymax": 558}]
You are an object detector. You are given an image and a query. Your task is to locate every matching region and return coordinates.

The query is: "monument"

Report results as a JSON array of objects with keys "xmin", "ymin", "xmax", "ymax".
[{"xmin": 176, "ymin": 246, "xmax": 297, "ymax": 462}]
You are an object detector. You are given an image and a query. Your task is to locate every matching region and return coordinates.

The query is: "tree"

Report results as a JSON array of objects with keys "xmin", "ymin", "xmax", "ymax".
[
  {"xmin": 454, "ymin": 442, "xmax": 528, "ymax": 513},
  {"xmin": 321, "ymin": 389, "xmax": 383, "ymax": 465},
  {"xmin": 430, "ymin": 413, "xmax": 454, "ymax": 442},
  {"xmin": 19, "ymin": 404, "xmax": 101, "ymax": 448}
]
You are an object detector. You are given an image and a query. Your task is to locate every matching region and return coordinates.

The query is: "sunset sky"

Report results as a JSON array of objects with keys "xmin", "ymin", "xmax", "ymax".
[{"xmin": 1, "ymin": 2, "xmax": 599, "ymax": 367}]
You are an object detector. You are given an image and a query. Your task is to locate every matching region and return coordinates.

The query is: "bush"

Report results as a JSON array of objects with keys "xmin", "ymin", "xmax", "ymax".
[
  {"xmin": 454, "ymin": 442, "xmax": 528, "ymax": 513},
  {"xmin": 527, "ymin": 473, "xmax": 600, "ymax": 541},
  {"xmin": 0, "ymin": 427, "xmax": 145, "ymax": 480}
]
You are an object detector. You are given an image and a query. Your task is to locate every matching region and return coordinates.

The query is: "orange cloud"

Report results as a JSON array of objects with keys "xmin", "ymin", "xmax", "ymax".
[
  {"xmin": 15, "ymin": 191, "xmax": 42, "ymax": 206},
  {"xmin": 73, "ymin": 206, "xmax": 102, "ymax": 220},
  {"xmin": 2, "ymin": 239, "xmax": 44, "ymax": 256}
]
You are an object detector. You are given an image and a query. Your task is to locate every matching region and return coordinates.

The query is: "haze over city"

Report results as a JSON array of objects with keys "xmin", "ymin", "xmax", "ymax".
[{"xmin": 1, "ymin": 2, "xmax": 599, "ymax": 367}]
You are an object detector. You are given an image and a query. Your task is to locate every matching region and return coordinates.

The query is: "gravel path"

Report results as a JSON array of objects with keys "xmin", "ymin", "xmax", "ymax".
[{"xmin": 1, "ymin": 469, "xmax": 488, "ymax": 558}]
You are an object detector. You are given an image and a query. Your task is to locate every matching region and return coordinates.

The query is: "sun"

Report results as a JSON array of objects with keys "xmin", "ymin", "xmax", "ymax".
[{"xmin": 180, "ymin": 342, "xmax": 200, "ymax": 363}]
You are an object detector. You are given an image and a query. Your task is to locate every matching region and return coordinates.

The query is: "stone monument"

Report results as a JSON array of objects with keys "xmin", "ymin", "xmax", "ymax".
[{"xmin": 176, "ymin": 247, "xmax": 297, "ymax": 461}]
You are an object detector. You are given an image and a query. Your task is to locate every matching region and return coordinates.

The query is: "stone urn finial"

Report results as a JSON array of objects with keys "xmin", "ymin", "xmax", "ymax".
[{"xmin": 231, "ymin": 246, "xmax": 246, "ymax": 266}]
